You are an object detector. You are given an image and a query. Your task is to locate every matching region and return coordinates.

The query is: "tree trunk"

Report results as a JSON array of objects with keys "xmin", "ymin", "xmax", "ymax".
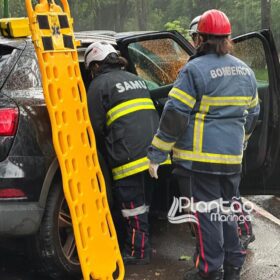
[
  {"xmin": 261, "ymin": 0, "xmax": 271, "ymax": 29},
  {"xmin": 137, "ymin": 0, "xmax": 148, "ymax": 30},
  {"xmin": 4, "ymin": 0, "xmax": 10, "ymax": 18},
  {"xmin": 116, "ymin": 0, "xmax": 127, "ymax": 31}
]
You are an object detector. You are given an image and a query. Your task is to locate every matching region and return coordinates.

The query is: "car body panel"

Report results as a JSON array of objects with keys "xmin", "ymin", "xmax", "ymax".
[
  {"xmin": 233, "ymin": 30, "xmax": 280, "ymax": 194},
  {"xmin": 0, "ymin": 202, "xmax": 43, "ymax": 236}
]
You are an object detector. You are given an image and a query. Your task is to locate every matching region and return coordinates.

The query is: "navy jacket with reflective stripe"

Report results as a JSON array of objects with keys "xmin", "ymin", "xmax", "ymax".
[
  {"xmin": 148, "ymin": 53, "xmax": 260, "ymax": 174},
  {"xmin": 87, "ymin": 65, "xmax": 159, "ymax": 180}
]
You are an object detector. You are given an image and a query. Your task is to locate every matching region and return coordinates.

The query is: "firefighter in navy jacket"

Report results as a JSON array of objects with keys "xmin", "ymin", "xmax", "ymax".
[
  {"xmin": 148, "ymin": 10, "xmax": 259, "ymax": 280},
  {"xmin": 85, "ymin": 41, "xmax": 164, "ymax": 265}
]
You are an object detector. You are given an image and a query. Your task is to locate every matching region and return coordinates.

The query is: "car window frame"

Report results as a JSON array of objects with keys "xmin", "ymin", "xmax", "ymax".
[
  {"xmin": 0, "ymin": 40, "xmax": 26, "ymax": 92},
  {"xmin": 117, "ymin": 30, "xmax": 195, "ymax": 85},
  {"xmin": 233, "ymin": 30, "xmax": 280, "ymax": 194}
]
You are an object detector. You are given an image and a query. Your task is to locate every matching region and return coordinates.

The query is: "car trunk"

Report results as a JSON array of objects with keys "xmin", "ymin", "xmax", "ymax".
[
  {"xmin": 0, "ymin": 43, "xmax": 22, "ymax": 161},
  {"xmin": 0, "ymin": 95, "xmax": 19, "ymax": 161}
]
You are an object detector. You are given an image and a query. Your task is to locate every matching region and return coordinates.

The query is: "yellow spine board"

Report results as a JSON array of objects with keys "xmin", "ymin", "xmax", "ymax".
[{"xmin": 25, "ymin": 1, "xmax": 124, "ymax": 279}]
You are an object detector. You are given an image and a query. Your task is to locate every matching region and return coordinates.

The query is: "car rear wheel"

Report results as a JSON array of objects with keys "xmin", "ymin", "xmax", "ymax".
[
  {"xmin": 30, "ymin": 154, "xmax": 113, "ymax": 279},
  {"xmin": 31, "ymin": 182, "xmax": 81, "ymax": 279}
]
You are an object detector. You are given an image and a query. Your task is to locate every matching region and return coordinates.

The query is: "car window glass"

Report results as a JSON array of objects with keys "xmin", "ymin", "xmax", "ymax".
[
  {"xmin": 0, "ymin": 46, "xmax": 21, "ymax": 89},
  {"xmin": 3, "ymin": 52, "xmax": 42, "ymax": 91},
  {"xmin": 233, "ymin": 37, "xmax": 269, "ymax": 89},
  {"xmin": 128, "ymin": 38, "xmax": 189, "ymax": 90}
]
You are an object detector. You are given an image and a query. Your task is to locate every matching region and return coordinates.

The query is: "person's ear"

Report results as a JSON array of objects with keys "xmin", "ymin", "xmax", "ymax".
[
  {"xmin": 197, "ymin": 35, "xmax": 204, "ymax": 48},
  {"xmin": 90, "ymin": 63, "xmax": 99, "ymax": 78}
]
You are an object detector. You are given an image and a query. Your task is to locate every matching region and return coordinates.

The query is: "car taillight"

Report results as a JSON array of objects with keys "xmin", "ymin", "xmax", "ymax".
[
  {"xmin": 0, "ymin": 188, "xmax": 26, "ymax": 199},
  {"xmin": 0, "ymin": 108, "xmax": 19, "ymax": 136}
]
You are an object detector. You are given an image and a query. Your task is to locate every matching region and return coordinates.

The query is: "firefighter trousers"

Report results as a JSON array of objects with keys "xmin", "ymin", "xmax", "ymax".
[
  {"xmin": 235, "ymin": 192, "xmax": 253, "ymax": 237},
  {"xmin": 177, "ymin": 171, "xmax": 246, "ymax": 274},
  {"xmin": 114, "ymin": 171, "xmax": 154, "ymax": 259}
]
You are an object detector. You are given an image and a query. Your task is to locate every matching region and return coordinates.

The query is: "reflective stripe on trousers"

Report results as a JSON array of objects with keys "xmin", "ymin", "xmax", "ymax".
[{"xmin": 121, "ymin": 204, "xmax": 149, "ymax": 217}]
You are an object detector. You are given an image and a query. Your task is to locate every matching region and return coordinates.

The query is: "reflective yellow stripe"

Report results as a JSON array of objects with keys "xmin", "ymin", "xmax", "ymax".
[
  {"xmin": 193, "ymin": 95, "xmax": 252, "ymax": 153},
  {"xmin": 193, "ymin": 105, "xmax": 208, "ymax": 152},
  {"xmin": 172, "ymin": 148, "xmax": 242, "ymax": 164},
  {"xmin": 106, "ymin": 98, "xmax": 155, "ymax": 126},
  {"xmin": 169, "ymin": 87, "xmax": 196, "ymax": 108},
  {"xmin": 112, "ymin": 156, "xmax": 171, "ymax": 180},
  {"xmin": 152, "ymin": 136, "xmax": 175, "ymax": 152},
  {"xmin": 201, "ymin": 96, "xmax": 252, "ymax": 106},
  {"xmin": 248, "ymin": 95, "xmax": 259, "ymax": 109}
]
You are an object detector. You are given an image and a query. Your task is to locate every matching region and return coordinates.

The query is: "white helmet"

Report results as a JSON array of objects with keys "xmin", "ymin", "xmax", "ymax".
[
  {"xmin": 189, "ymin": 15, "xmax": 201, "ymax": 35},
  {"xmin": 84, "ymin": 41, "xmax": 117, "ymax": 69}
]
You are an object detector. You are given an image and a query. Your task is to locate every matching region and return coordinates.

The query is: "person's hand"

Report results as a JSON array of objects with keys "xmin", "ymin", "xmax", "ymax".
[
  {"xmin": 243, "ymin": 134, "xmax": 251, "ymax": 150},
  {"xmin": 148, "ymin": 161, "xmax": 159, "ymax": 179},
  {"xmin": 243, "ymin": 140, "xmax": 248, "ymax": 151}
]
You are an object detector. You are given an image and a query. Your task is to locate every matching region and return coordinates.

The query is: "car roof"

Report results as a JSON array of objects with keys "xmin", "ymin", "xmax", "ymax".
[
  {"xmin": 75, "ymin": 30, "xmax": 155, "ymax": 44},
  {"xmin": 0, "ymin": 35, "xmax": 26, "ymax": 48},
  {"xmin": 0, "ymin": 29, "xmax": 155, "ymax": 64},
  {"xmin": 0, "ymin": 30, "xmax": 155, "ymax": 47},
  {"xmin": 75, "ymin": 31, "xmax": 117, "ymax": 46},
  {"xmin": 115, "ymin": 31, "xmax": 155, "ymax": 39}
]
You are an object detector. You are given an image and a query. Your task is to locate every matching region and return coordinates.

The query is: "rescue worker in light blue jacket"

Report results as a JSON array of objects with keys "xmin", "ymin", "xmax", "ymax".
[
  {"xmin": 147, "ymin": 10, "xmax": 259, "ymax": 280},
  {"xmin": 189, "ymin": 14, "xmax": 256, "ymax": 251}
]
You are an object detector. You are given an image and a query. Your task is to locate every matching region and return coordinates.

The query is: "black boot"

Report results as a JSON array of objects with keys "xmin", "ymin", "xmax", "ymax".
[
  {"xmin": 224, "ymin": 264, "xmax": 241, "ymax": 280},
  {"xmin": 122, "ymin": 251, "xmax": 151, "ymax": 265},
  {"xmin": 183, "ymin": 267, "xmax": 224, "ymax": 280},
  {"xmin": 240, "ymin": 233, "xmax": 255, "ymax": 249}
]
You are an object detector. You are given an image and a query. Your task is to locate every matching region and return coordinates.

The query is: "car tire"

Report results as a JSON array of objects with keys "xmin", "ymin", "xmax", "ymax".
[
  {"xmin": 29, "ymin": 154, "xmax": 113, "ymax": 279},
  {"xmin": 30, "ymin": 181, "xmax": 81, "ymax": 279}
]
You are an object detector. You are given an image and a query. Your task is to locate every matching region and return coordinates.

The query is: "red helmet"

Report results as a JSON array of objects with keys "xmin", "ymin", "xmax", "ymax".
[{"xmin": 197, "ymin": 9, "xmax": 231, "ymax": 36}]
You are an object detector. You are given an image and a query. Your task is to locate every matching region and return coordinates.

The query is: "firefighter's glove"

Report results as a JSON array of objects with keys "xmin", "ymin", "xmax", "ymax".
[
  {"xmin": 148, "ymin": 161, "xmax": 159, "ymax": 179},
  {"xmin": 243, "ymin": 140, "xmax": 248, "ymax": 151},
  {"xmin": 243, "ymin": 134, "xmax": 251, "ymax": 150}
]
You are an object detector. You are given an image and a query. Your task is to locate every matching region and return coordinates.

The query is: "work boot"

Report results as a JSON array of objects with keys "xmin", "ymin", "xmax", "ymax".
[
  {"xmin": 224, "ymin": 264, "xmax": 241, "ymax": 280},
  {"xmin": 122, "ymin": 251, "xmax": 151, "ymax": 265},
  {"xmin": 183, "ymin": 267, "xmax": 224, "ymax": 280},
  {"xmin": 240, "ymin": 233, "xmax": 255, "ymax": 249}
]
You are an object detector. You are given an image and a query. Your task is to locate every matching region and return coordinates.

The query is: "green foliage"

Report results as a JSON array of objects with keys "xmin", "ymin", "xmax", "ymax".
[
  {"xmin": 164, "ymin": 20, "xmax": 190, "ymax": 39},
  {"xmin": 0, "ymin": 0, "xmax": 269, "ymax": 35}
]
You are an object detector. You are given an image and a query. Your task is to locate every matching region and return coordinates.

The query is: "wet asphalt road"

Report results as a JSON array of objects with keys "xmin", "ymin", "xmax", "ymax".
[
  {"xmin": 125, "ymin": 216, "xmax": 280, "ymax": 280},
  {"xmin": 0, "ymin": 196, "xmax": 279, "ymax": 280},
  {"xmin": 246, "ymin": 195, "xmax": 280, "ymax": 219}
]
